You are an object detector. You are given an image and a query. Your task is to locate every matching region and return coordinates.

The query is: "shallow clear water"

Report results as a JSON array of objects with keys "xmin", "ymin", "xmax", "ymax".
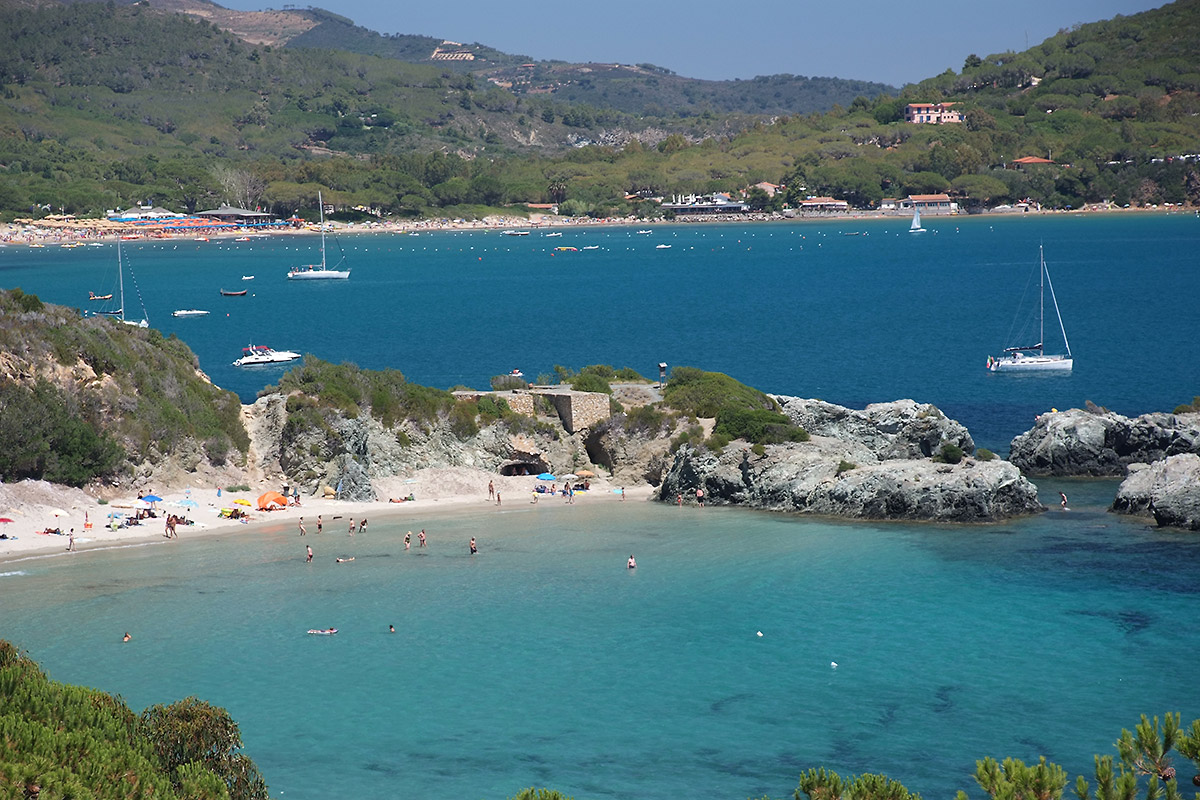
[
  {"xmin": 3, "ymin": 213, "xmax": 1199, "ymax": 452},
  {"xmin": 4, "ymin": 481, "xmax": 1199, "ymax": 800},
  {"xmin": 4, "ymin": 215, "xmax": 1200, "ymax": 798}
]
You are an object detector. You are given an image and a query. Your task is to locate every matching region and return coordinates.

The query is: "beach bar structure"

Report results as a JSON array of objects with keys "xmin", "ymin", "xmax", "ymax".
[
  {"xmin": 899, "ymin": 193, "xmax": 958, "ymax": 215},
  {"xmin": 194, "ymin": 206, "xmax": 275, "ymax": 224}
]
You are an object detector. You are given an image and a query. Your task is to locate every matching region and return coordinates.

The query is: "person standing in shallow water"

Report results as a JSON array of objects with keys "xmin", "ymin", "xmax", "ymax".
[
  {"xmin": 298, "ymin": 517, "xmax": 306, "ymax": 536},
  {"xmin": 488, "ymin": 480, "xmax": 495, "ymax": 501},
  {"xmin": 418, "ymin": 529, "xmax": 426, "ymax": 547},
  {"xmin": 404, "ymin": 531, "xmax": 412, "ymax": 550},
  {"xmin": 317, "ymin": 515, "xmax": 323, "ymax": 534},
  {"xmin": 306, "ymin": 545, "xmax": 313, "ymax": 563},
  {"xmin": 469, "ymin": 537, "xmax": 477, "ymax": 555},
  {"xmin": 1060, "ymin": 492, "xmax": 1069, "ymax": 510}
]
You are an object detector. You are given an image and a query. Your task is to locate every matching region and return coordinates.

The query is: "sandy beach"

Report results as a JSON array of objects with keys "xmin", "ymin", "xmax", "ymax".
[{"xmin": 0, "ymin": 469, "xmax": 653, "ymax": 564}]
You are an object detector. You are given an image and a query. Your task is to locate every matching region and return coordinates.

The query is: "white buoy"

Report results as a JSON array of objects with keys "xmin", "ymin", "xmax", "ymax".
[
  {"xmin": 756, "ymin": 631, "xmax": 763, "ymax": 637},
  {"xmin": 831, "ymin": 661, "xmax": 838, "ymax": 668}
]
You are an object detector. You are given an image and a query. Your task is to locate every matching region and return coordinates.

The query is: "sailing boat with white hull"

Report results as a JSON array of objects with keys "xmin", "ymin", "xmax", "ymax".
[
  {"xmin": 909, "ymin": 209, "xmax": 925, "ymax": 233},
  {"xmin": 287, "ymin": 191, "xmax": 350, "ymax": 280},
  {"xmin": 91, "ymin": 241, "xmax": 149, "ymax": 328},
  {"xmin": 987, "ymin": 244, "xmax": 1072, "ymax": 372}
]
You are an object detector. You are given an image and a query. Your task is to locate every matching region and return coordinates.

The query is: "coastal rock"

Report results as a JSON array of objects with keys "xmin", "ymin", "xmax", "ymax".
[
  {"xmin": 775, "ymin": 397, "xmax": 975, "ymax": 460},
  {"xmin": 1112, "ymin": 454, "xmax": 1200, "ymax": 530},
  {"xmin": 658, "ymin": 438, "xmax": 1043, "ymax": 523},
  {"xmin": 1009, "ymin": 408, "xmax": 1200, "ymax": 476},
  {"xmin": 585, "ymin": 417, "xmax": 674, "ymax": 486}
]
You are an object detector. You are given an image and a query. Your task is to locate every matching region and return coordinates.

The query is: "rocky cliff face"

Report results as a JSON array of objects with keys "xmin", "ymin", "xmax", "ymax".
[
  {"xmin": 658, "ymin": 397, "xmax": 1041, "ymax": 522},
  {"xmin": 1112, "ymin": 454, "xmax": 1200, "ymax": 530},
  {"xmin": 776, "ymin": 397, "xmax": 975, "ymax": 460},
  {"xmin": 1009, "ymin": 407, "xmax": 1200, "ymax": 476},
  {"xmin": 658, "ymin": 440, "xmax": 1042, "ymax": 522}
]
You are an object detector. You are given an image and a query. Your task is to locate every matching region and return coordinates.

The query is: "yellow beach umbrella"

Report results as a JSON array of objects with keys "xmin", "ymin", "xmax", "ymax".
[{"xmin": 233, "ymin": 498, "xmax": 252, "ymax": 507}]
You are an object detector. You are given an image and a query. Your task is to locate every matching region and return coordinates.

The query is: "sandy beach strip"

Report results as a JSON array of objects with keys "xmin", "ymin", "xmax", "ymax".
[{"xmin": 0, "ymin": 469, "xmax": 654, "ymax": 564}]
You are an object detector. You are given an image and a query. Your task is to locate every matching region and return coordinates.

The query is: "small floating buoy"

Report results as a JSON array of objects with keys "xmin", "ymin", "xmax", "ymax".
[
  {"xmin": 831, "ymin": 661, "xmax": 838, "ymax": 669},
  {"xmin": 756, "ymin": 631, "xmax": 763, "ymax": 637}
]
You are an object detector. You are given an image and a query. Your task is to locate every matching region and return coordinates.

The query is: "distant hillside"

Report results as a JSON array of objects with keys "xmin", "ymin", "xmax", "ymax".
[{"xmin": 129, "ymin": 0, "xmax": 896, "ymax": 115}]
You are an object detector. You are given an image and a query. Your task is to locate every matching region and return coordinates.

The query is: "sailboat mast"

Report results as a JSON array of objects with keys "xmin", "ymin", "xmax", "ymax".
[
  {"xmin": 318, "ymin": 190, "xmax": 327, "ymax": 270},
  {"xmin": 117, "ymin": 242, "xmax": 125, "ymax": 322},
  {"xmin": 1038, "ymin": 244, "xmax": 1045, "ymax": 357}
]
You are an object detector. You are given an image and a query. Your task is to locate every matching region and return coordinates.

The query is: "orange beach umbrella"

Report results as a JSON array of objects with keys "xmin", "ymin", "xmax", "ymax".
[{"xmin": 257, "ymin": 492, "xmax": 288, "ymax": 510}]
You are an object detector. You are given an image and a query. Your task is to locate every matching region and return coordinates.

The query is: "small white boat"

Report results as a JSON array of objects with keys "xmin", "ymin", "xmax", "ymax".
[
  {"xmin": 501, "ymin": 230, "xmax": 530, "ymax": 236},
  {"xmin": 987, "ymin": 244, "xmax": 1072, "ymax": 373},
  {"xmin": 909, "ymin": 209, "xmax": 926, "ymax": 234},
  {"xmin": 544, "ymin": 231, "xmax": 563, "ymax": 237},
  {"xmin": 234, "ymin": 344, "xmax": 302, "ymax": 367},
  {"xmin": 655, "ymin": 244, "xmax": 672, "ymax": 249},
  {"xmin": 307, "ymin": 628, "xmax": 338, "ymax": 635},
  {"xmin": 637, "ymin": 230, "xmax": 652, "ymax": 235},
  {"xmin": 171, "ymin": 309, "xmax": 209, "ymax": 318},
  {"xmin": 242, "ymin": 275, "xmax": 255, "ymax": 280},
  {"xmin": 582, "ymin": 245, "xmax": 600, "ymax": 250}
]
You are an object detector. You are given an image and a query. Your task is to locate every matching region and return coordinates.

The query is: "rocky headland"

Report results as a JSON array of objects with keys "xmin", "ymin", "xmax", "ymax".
[
  {"xmin": 1009, "ymin": 403, "xmax": 1200, "ymax": 477},
  {"xmin": 1111, "ymin": 454, "xmax": 1200, "ymax": 530},
  {"xmin": 657, "ymin": 398, "xmax": 1043, "ymax": 522}
]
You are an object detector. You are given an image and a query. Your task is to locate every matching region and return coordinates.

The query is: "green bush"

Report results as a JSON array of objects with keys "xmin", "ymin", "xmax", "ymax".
[
  {"xmin": 706, "ymin": 432, "xmax": 732, "ymax": 450},
  {"xmin": 448, "ymin": 400, "xmax": 480, "ymax": 439},
  {"xmin": 609, "ymin": 397, "xmax": 625, "ymax": 414},
  {"xmin": 935, "ymin": 443, "xmax": 964, "ymax": 464},
  {"xmin": 224, "ymin": 484, "xmax": 251, "ymax": 493},
  {"xmin": 836, "ymin": 460, "xmax": 857, "ymax": 475},
  {"xmin": 1173, "ymin": 395, "xmax": 1200, "ymax": 413},
  {"xmin": 713, "ymin": 407, "xmax": 809, "ymax": 445},
  {"xmin": 662, "ymin": 367, "xmax": 778, "ymax": 418},
  {"xmin": 975, "ymin": 448, "xmax": 996, "ymax": 462},
  {"xmin": 614, "ymin": 367, "xmax": 647, "ymax": 381},
  {"xmin": 622, "ymin": 404, "xmax": 669, "ymax": 434},
  {"xmin": 751, "ymin": 443, "xmax": 766, "ymax": 457},
  {"xmin": 569, "ymin": 371, "xmax": 612, "ymax": 394}
]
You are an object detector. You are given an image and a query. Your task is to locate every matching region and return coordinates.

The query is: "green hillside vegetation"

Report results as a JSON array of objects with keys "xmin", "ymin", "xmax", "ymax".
[
  {"xmin": 0, "ymin": 288, "xmax": 248, "ymax": 486},
  {"xmin": 1, "ymin": 1, "xmax": 1199, "ymax": 221},
  {"xmin": 0, "ymin": 639, "xmax": 267, "ymax": 800}
]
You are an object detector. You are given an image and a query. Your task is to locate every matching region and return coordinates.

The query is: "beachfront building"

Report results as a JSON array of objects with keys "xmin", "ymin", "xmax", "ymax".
[
  {"xmin": 107, "ymin": 206, "xmax": 185, "ymax": 222},
  {"xmin": 194, "ymin": 206, "xmax": 275, "ymax": 224},
  {"xmin": 1009, "ymin": 156, "xmax": 1057, "ymax": 168},
  {"xmin": 661, "ymin": 193, "xmax": 749, "ymax": 215},
  {"xmin": 905, "ymin": 103, "xmax": 963, "ymax": 124},
  {"xmin": 899, "ymin": 194, "xmax": 958, "ymax": 215},
  {"xmin": 798, "ymin": 196, "xmax": 850, "ymax": 214}
]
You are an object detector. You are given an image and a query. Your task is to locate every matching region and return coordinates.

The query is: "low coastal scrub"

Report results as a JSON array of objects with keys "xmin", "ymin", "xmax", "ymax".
[
  {"xmin": 712, "ymin": 407, "xmax": 809, "ymax": 446},
  {"xmin": 1174, "ymin": 395, "xmax": 1200, "ymax": 414},
  {"xmin": 662, "ymin": 367, "xmax": 778, "ymax": 418},
  {"xmin": 0, "ymin": 289, "xmax": 247, "ymax": 481},
  {"xmin": 266, "ymin": 357, "xmax": 455, "ymax": 430},
  {"xmin": 975, "ymin": 448, "xmax": 996, "ymax": 462},
  {"xmin": 934, "ymin": 443, "xmax": 965, "ymax": 464},
  {"xmin": 0, "ymin": 639, "xmax": 267, "ymax": 800}
]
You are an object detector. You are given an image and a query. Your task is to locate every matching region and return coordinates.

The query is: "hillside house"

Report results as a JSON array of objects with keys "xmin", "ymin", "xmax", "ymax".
[{"xmin": 905, "ymin": 103, "xmax": 963, "ymax": 124}]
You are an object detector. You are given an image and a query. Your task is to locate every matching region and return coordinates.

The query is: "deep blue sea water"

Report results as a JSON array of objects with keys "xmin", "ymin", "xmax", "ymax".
[
  {"xmin": 3, "ymin": 214, "xmax": 1200, "ymax": 799},
  {"xmin": 3, "ymin": 212, "xmax": 1199, "ymax": 451}
]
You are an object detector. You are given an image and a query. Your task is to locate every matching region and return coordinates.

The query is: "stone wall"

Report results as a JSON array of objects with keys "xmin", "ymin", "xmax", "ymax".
[{"xmin": 453, "ymin": 388, "xmax": 609, "ymax": 434}]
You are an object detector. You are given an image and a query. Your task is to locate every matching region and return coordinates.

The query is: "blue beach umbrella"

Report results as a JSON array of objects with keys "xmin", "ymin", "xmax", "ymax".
[
  {"xmin": 536, "ymin": 473, "xmax": 556, "ymax": 481},
  {"xmin": 142, "ymin": 494, "xmax": 163, "ymax": 503}
]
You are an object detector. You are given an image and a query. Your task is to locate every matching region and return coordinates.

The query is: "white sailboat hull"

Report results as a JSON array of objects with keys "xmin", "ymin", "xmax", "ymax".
[
  {"xmin": 988, "ymin": 354, "xmax": 1072, "ymax": 372},
  {"xmin": 287, "ymin": 268, "xmax": 350, "ymax": 280}
]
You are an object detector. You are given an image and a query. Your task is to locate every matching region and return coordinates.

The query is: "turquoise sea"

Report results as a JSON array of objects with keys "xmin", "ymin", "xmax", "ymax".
[{"xmin": 2, "ymin": 214, "xmax": 1200, "ymax": 799}]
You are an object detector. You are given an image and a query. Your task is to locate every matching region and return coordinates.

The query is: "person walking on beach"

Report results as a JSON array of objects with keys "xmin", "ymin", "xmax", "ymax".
[
  {"xmin": 418, "ymin": 529, "xmax": 426, "ymax": 547},
  {"xmin": 306, "ymin": 545, "xmax": 313, "ymax": 563},
  {"xmin": 66, "ymin": 529, "xmax": 75, "ymax": 552},
  {"xmin": 469, "ymin": 537, "xmax": 477, "ymax": 555},
  {"xmin": 298, "ymin": 517, "xmax": 307, "ymax": 536},
  {"xmin": 621, "ymin": 487, "xmax": 626, "ymax": 502},
  {"xmin": 405, "ymin": 531, "xmax": 412, "ymax": 550},
  {"xmin": 317, "ymin": 515, "xmax": 323, "ymax": 534},
  {"xmin": 488, "ymin": 480, "xmax": 495, "ymax": 501}
]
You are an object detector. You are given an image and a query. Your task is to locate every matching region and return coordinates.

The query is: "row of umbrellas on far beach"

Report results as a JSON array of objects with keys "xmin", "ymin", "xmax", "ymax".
[{"xmin": 535, "ymin": 470, "xmax": 594, "ymax": 481}]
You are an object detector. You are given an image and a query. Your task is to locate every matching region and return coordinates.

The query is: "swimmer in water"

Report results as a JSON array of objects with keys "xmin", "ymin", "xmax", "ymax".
[
  {"xmin": 627, "ymin": 555, "xmax": 636, "ymax": 569},
  {"xmin": 122, "ymin": 632, "xmax": 131, "ymax": 642}
]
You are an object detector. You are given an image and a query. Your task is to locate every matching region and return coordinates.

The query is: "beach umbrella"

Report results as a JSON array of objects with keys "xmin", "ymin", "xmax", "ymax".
[
  {"xmin": 0, "ymin": 518, "xmax": 13, "ymax": 524},
  {"xmin": 576, "ymin": 470, "xmax": 595, "ymax": 478},
  {"xmin": 536, "ymin": 473, "xmax": 556, "ymax": 481},
  {"xmin": 257, "ymin": 492, "xmax": 287, "ymax": 510},
  {"xmin": 561, "ymin": 473, "xmax": 579, "ymax": 481},
  {"xmin": 49, "ymin": 507, "xmax": 69, "ymax": 517},
  {"xmin": 142, "ymin": 494, "xmax": 163, "ymax": 503},
  {"xmin": 233, "ymin": 498, "xmax": 252, "ymax": 507},
  {"xmin": 178, "ymin": 499, "xmax": 199, "ymax": 508}
]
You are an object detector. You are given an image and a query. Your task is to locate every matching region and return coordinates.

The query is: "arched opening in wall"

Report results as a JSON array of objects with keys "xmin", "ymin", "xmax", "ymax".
[{"xmin": 499, "ymin": 459, "xmax": 548, "ymax": 477}]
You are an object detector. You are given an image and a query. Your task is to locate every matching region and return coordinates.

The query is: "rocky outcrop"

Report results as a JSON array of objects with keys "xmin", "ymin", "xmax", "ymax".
[
  {"xmin": 1009, "ymin": 407, "xmax": 1200, "ymax": 477},
  {"xmin": 585, "ymin": 421, "xmax": 673, "ymax": 487},
  {"xmin": 658, "ymin": 439, "xmax": 1042, "ymax": 522},
  {"xmin": 776, "ymin": 397, "xmax": 975, "ymax": 460},
  {"xmin": 1112, "ymin": 454, "xmax": 1200, "ymax": 530}
]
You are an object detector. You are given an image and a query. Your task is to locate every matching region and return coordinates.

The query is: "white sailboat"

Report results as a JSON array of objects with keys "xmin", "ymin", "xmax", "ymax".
[
  {"xmin": 287, "ymin": 191, "xmax": 350, "ymax": 280},
  {"xmin": 91, "ymin": 242, "xmax": 149, "ymax": 328},
  {"xmin": 909, "ymin": 209, "xmax": 925, "ymax": 233},
  {"xmin": 987, "ymin": 244, "xmax": 1072, "ymax": 373}
]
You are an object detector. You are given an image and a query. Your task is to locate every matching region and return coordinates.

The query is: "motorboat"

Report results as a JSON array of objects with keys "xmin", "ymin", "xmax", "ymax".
[
  {"xmin": 171, "ymin": 309, "xmax": 209, "ymax": 318},
  {"xmin": 233, "ymin": 344, "xmax": 302, "ymax": 367},
  {"xmin": 220, "ymin": 289, "xmax": 248, "ymax": 296},
  {"xmin": 501, "ymin": 230, "xmax": 530, "ymax": 236}
]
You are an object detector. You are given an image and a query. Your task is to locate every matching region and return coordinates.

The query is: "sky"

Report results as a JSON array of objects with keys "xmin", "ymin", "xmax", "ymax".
[{"xmin": 217, "ymin": 0, "xmax": 1169, "ymax": 87}]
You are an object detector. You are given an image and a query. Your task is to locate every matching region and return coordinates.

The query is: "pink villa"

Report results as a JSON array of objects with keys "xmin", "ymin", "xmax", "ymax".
[{"xmin": 905, "ymin": 103, "xmax": 963, "ymax": 124}]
